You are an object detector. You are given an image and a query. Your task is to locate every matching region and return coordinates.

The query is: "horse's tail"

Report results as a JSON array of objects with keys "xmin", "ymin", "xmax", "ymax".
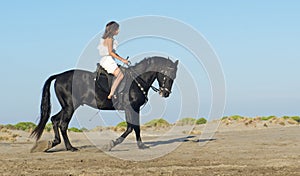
[{"xmin": 31, "ymin": 74, "xmax": 59, "ymax": 140}]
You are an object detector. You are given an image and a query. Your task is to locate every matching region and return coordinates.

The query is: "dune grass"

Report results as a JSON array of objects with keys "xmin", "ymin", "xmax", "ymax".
[
  {"xmin": 1, "ymin": 114, "xmax": 298, "ymax": 134},
  {"xmin": 144, "ymin": 118, "xmax": 170, "ymax": 128},
  {"xmin": 196, "ymin": 118, "xmax": 207, "ymax": 124},
  {"xmin": 177, "ymin": 118, "xmax": 196, "ymax": 125},
  {"xmin": 260, "ymin": 116, "xmax": 277, "ymax": 121},
  {"xmin": 116, "ymin": 121, "xmax": 127, "ymax": 128},
  {"xmin": 0, "ymin": 122, "xmax": 37, "ymax": 132},
  {"xmin": 112, "ymin": 121, "xmax": 127, "ymax": 132},
  {"xmin": 68, "ymin": 127, "xmax": 83, "ymax": 132},
  {"xmin": 45, "ymin": 123, "xmax": 53, "ymax": 132},
  {"xmin": 291, "ymin": 116, "xmax": 300, "ymax": 122}
]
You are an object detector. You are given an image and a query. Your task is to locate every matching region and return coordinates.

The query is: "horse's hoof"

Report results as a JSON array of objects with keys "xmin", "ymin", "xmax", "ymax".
[
  {"xmin": 102, "ymin": 140, "xmax": 115, "ymax": 152},
  {"xmin": 137, "ymin": 142, "xmax": 150, "ymax": 149},
  {"xmin": 30, "ymin": 140, "xmax": 53, "ymax": 153}
]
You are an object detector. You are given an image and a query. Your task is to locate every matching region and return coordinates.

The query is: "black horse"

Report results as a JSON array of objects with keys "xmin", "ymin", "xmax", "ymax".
[{"xmin": 31, "ymin": 56, "xmax": 178, "ymax": 151}]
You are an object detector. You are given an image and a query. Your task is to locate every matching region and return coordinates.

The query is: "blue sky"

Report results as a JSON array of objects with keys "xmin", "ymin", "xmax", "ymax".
[{"xmin": 0, "ymin": 1, "xmax": 300, "ymax": 127}]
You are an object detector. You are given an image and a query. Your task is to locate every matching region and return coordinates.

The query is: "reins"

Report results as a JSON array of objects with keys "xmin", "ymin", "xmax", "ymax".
[{"xmin": 125, "ymin": 60, "xmax": 160, "ymax": 101}]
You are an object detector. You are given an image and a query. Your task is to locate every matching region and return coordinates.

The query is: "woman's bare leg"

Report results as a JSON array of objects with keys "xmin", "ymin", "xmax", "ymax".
[{"xmin": 108, "ymin": 68, "xmax": 124, "ymax": 99}]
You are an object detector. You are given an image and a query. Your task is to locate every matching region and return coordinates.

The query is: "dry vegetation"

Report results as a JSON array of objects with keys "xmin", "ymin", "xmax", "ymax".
[
  {"xmin": 0, "ymin": 127, "xmax": 20, "ymax": 142},
  {"xmin": 221, "ymin": 115, "xmax": 299, "ymax": 127},
  {"xmin": 1, "ymin": 116, "xmax": 298, "ymax": 137}
]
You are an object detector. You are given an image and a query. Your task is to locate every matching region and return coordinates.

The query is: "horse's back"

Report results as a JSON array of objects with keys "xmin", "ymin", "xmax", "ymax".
[
  {"xmin": 54, "ymin": 69, "xmax": 94, "ymax": 84},
  {"xmin": 53, "ymin": 69, "xmax": 97, "ymax": 107}
]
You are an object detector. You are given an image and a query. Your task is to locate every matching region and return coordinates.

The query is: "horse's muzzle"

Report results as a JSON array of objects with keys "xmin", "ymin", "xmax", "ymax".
[{"xmin": 159, "ymin": 88, "xmax": 171, "ymax": 98}]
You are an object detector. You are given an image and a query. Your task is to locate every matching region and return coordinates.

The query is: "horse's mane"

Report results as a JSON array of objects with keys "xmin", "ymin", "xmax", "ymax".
[{"xmin": 129, "ymin": 56, "xmax": 174, "ymax": 74}]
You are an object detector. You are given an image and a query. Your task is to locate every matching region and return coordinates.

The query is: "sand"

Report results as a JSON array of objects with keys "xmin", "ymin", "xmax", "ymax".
[{"xmin": 0, "ymin": 121, "xmax": 299, "ymax": 176}]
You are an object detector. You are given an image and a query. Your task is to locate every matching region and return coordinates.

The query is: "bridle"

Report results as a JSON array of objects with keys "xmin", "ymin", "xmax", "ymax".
[
  {"xmin": 127, "ymin": 65, "xmax": 174, "ymax": 100},
  {"xmin": 158, "ymin": 67, "xmax": 176, "ymax": 95},
  {"xmin": 159, "ymin": 75, "xmax": 172, "ymax": 95},
  {"xmin": 127, "ymin": 67, "xmax": 158, "ymax": 102}
]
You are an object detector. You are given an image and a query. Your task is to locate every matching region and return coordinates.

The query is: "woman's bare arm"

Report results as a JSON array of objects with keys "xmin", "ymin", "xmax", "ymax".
[{"xmin": 107, "ymin": 38, "xmax": 127, "ymax": 63}]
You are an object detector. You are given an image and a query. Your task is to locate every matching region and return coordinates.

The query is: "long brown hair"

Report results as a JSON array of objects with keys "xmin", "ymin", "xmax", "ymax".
[{"xmin": 102, "ymin": 21, "xmax": 119, "ymax": 39}]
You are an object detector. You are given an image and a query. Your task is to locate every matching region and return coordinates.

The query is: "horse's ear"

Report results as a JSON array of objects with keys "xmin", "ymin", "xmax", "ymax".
[{"xmin": 175, "ymin": 60, "xmax": 179, "ymax": 67}]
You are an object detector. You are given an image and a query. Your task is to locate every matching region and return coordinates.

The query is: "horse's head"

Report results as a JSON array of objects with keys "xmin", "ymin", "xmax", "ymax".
[{"xmin": 157, "ymin": 60, "xmax": 179, "ymax": 97}]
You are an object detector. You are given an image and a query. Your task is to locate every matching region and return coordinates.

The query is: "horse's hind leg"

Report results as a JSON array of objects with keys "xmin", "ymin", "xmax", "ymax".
[
  {"xmin": 59, "ymin": 107, "xmax": 78, "ymax": 151},
  {"xmin": 50, "ymin": 111, "xmax": 63, "ymax": 147}
]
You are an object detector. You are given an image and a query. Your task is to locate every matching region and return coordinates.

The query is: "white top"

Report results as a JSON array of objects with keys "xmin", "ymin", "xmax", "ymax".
[{"xmin": 97, "ymin": 38, "xmax": 118, "ymax": 57}]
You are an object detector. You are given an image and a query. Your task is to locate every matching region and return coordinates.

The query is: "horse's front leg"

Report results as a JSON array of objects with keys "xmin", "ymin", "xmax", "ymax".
[
  {"xmin": 105, "ymin": 105, "xmax": 136, "ymax": 151},
  {"xmin": 132, "ymin": 124, "xmax": 149, "ymax": 149},
  {"xmin": 127, "ymin": 107, "xmax": 149, "ymax": 149},
  {"xmin": 107, "ymin": 122, "xmax": 133, "ymax": 151},
  {"xmin": 105, "ymin": 107, "xmax": 149, "ymax": 151}
]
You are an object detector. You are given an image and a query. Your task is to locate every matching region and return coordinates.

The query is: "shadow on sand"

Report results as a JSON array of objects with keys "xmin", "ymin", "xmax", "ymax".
[
  {"xmin": 144, "ymin": 136, "xmax": 217, "ymax": 147},
  {"xmin": 40, "ymin": 136, "xmax": 217, "ymax": 153}
]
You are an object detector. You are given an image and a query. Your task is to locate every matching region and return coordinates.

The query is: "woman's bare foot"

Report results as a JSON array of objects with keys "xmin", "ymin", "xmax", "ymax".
[{"xmin": 107, "ymin": 94, "xmax": 113, "ymax": 99}]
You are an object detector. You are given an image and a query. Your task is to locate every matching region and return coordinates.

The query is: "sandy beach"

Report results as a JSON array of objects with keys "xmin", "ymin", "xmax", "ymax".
[{"xmin": 0, "ymin": 120, "xmax": 299, "ymax": 176}]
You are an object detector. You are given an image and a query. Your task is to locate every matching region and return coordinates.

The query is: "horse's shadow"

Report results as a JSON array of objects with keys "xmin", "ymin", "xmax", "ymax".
[
  {"xmin": 45, "ymin": 136, "xmax": 217, "ymax": 153},
  {"xmin": 46, "ymin": 145, "xmax": 100, "ymax": 153},
  {"xmin": 144, "ymin": 136, "xmax": 217, "ymax": 147}
]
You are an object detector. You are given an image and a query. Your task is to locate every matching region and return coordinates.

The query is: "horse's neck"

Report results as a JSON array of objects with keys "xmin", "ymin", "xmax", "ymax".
[
  {"xmin": 130, "ymin": 58, "xmax": 161, "ymax": 90},
  {"xmin": 138, "ymin": 71, "xmax": 157, "ymax": 91}
]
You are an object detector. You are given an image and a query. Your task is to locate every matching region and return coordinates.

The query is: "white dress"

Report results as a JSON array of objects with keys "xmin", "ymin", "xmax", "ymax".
[{"xmin": 97, "ymin": 38, "xmax": 118, "ymax": 74}]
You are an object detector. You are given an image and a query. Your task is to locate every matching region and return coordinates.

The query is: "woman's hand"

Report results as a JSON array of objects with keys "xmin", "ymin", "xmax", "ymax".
[{"xmin": 122, "ymin": 59, "xmax": 129, "ymax": 65}]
